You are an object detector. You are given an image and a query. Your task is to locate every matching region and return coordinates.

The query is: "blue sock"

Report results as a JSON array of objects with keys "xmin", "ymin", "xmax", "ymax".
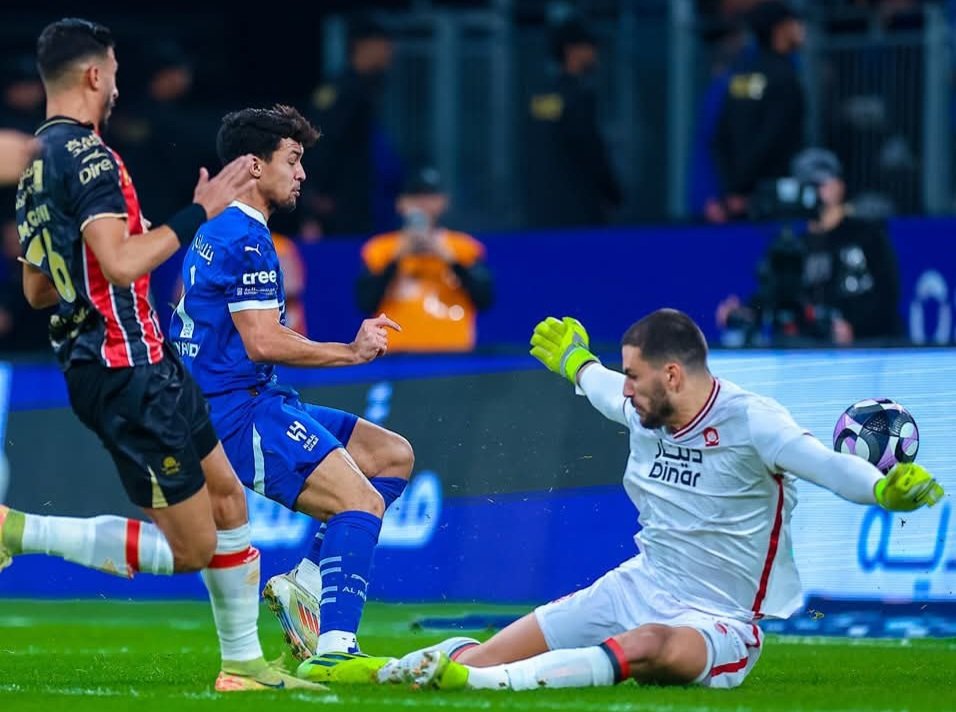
[
  {"xmin": 317, "ymin": 510, "xmax": 382, "ymax": 636},
  {"xmin": 304, "ymin": 524, "xmax": 326, "ymax": 565},
  {"xmin": 304, "ymin": 478, "xmax": 406, "ymax": 565},
  {"xmin": 371, "ymin": 476, "xmax": 408, "ymax": 510}
]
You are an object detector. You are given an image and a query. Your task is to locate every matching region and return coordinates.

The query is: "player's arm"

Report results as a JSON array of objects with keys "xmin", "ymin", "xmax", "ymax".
[
  {"xmin": 576, "ymin": 362, "xmax": 629, "ymax": 425},
  {"xmin": 20, "ymin": 260, "xmax": 59, "ymax": 309},
  {"xmin": 529, "ymin": 315, "xmax": 629, "ymax": 425},
  {"xmin": 775, "ymin": 434, "xmax": 883, "ymax": 503},
  {"xmin": 231, "ymin": 307, "xmax": 399, "ymax": 367},
  {"xmin": 79, "ymin": 154, "xmax": 254, "ymax": 287},
  {"xmin": 776, "ymin": 436, "xmax": 943, "ymax": 511}
]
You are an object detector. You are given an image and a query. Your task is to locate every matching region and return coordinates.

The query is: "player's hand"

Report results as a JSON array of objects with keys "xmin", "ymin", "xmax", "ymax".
[
  {"xmin": 875, "ymin": 463, "xmax": 945, "ymax": 512},
  {"xmin": 529, "ymin": 316, "xmax": 599, "ymax": 384},
  {"xmin": 351, "ymin": 313, "xmax": 401, "ymax": 362},
  {"xmin": 191, "ymin": 155, "xmax": 256, "ymax": 220}
]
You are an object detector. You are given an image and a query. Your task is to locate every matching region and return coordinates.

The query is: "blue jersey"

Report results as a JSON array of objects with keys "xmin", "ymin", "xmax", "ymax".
[{"xmin": 170, "ymin": 202, "xmax": 285, "ymax": 396}]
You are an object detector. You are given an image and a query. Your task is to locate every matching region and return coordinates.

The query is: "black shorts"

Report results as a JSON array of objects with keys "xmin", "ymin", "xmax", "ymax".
[{"xmin": 65, "ymin": 346, "xmax": 219, "ymax": 509}]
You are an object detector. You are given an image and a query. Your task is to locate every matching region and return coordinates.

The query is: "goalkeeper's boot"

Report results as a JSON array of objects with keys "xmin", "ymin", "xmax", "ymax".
[
  {"xmin": 0, "ymin": 505, "xmax": 25, "ymax": 573},
  {"xmin": 377, "ymin": 650, "xmax": 470, "ymax": 690},
  {"xmin": 296, "ymin": 651, "xmax": 396, "ymax": 684},
  {"xmin": 215, "ymin": 657, "xmax": 329, "ymax": 692},
  {"xmin": 263, "ymin": 571, "xmax": 320, "ymax": 661}
]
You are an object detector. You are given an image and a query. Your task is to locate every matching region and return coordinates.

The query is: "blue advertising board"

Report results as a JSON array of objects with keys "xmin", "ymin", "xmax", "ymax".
[{"xmin": 147, "ymin": 217, "xmax": 956, "ymax": 349}]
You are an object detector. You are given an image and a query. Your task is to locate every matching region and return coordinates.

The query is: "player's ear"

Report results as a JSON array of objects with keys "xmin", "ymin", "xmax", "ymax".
[
  {"xmin": 664, "ymin": 362, "xmax": 682, "ymax": 390},
  {"xmin": 251, "ymin": 160, "xmax": 262, "ymax": 178},
  {"xmin": 85, "ymin": 63, "xmax": 100, "ymax": 91}
]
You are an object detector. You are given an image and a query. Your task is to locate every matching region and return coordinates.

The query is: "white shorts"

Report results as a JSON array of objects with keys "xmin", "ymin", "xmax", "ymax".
[{"xmin": 534, "ymin": 555, "xmax": 764, "ymax": 689}]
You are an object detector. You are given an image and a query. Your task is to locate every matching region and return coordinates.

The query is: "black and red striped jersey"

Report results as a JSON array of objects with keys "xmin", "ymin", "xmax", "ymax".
[{"xmin": 16, "ymin": 116, "xmax": 164, "ymax": 369}]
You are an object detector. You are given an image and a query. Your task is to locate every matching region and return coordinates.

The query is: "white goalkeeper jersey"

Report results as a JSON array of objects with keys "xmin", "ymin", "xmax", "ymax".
[{"xmin": 579, "ymin": 367, "xmax": 810, "ymax": 622}]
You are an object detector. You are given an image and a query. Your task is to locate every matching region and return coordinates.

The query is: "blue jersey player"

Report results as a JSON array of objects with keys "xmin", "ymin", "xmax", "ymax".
[{"xmin": 170, "ymin": 105, "xmax": 413, "ymax": 665}]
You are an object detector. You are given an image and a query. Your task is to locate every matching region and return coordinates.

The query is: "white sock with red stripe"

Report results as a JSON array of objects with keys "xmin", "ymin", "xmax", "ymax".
[
  {"xmin": 464, "ymin": 646, "xmax": 616, "ymax": 690},
  {"xmin": 200, "ymin": 524, "xmax": 264, "ymax": 664},
  {"xmin": 18, "ymin": 514, "xmax": 173, "ymax": 577}
]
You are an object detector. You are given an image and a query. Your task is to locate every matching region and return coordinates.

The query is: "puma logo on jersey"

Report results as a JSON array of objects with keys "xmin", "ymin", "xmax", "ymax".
[{"xmin": 244, "ymin": 244, "xmax": 262, "ymax": 255}]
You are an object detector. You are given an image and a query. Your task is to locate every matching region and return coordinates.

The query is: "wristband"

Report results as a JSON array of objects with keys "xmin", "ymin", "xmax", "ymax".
[
  {"xmin": 166, "ymin": 203, "xmax": 207, "ymax": 246},
  {"xmin": 873, "ymin": 477, "xmax": 887, "ymax": 508},
  {"xmin": 561, "ymin": 347, "xmax": 598, "ymax": 383}
]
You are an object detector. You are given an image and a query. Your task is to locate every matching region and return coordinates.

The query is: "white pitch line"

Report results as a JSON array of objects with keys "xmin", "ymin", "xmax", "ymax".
[
  {"xmin": 0, "ymin": 684, "xmax": 134, "ymax": 697},
  {"xmin": 0, "ymin": 614, "xmax": 201, "ymax": 630},
  {"xmin": 0, "ymin": 684, "xmax": 929, "ymax": 712},
  {"xmin": 1, "ymin": 645, "xmax": 130, "ymax": 656},
  {"xmin": 767, "ymin": 635, "xmax": 956, "ymax": 650}
]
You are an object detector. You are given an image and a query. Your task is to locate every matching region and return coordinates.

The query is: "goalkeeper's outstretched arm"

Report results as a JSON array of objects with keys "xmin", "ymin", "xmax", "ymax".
[
  {"xmin": 775, "ymin": 435, "xmax": 944, "ymax": 511},
  {"xmin": 576, "ymin": 363, "xmax": 628, "ymax": 426}
]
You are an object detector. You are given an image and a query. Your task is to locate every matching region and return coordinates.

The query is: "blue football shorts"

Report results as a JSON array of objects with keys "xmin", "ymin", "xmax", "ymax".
[{"xmin": 208, "ymin": 383, "xmax": 359, "ymax": 509}]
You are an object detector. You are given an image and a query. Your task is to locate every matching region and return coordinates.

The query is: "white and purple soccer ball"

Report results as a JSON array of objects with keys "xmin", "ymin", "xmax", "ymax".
[{"xmin": 832, "ymin": 398, "xmax": 919, "ymax": 473}]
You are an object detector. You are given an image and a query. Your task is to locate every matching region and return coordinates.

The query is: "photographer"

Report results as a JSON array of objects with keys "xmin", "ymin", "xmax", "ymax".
[
  {"xmin": 356, "ymin": 168, "xmax": 494, "ymax": 352},
  {"xmin": 718, "ymin": 148, "xmax": 901, "ymax": 346}
]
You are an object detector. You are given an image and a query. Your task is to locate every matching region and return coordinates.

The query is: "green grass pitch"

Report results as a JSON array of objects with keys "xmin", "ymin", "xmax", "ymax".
[{"xmin": 1, "ymin": 600, "xmax": 953, "ymax": 711}]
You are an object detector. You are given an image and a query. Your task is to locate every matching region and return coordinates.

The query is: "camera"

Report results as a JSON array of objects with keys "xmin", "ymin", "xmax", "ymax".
[
  {"xmin": 749, "ymin": 177, "xmax": 822, "ymax": 221},
  {"xmin": 402, "ymin": 208, "xmax": 432, "ymax": 252},
  {"xmin": 722, "ymin": 226, "xmax": 838, "ymax": 346}
]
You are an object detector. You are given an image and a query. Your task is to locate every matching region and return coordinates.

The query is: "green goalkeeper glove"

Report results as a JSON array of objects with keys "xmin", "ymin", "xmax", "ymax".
[
  {"xmin": 529, "ymin": 316, "xmax": 599, "ymax": 384},
  {"xmin": 874, "ymin": 462, "xmax": 945, "ymax": 512}
]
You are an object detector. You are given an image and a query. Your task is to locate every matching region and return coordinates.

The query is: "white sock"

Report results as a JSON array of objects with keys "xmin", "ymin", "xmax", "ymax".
[
  {"xmin": 429, "ymin": 636, "xmax": 479, "ymax": 660},
  {"xmin": 21, "ymin": 514, "xmax": 173, "ymax": 577},
  {"xmin": 316, "ymin": 630, "xmax": 358, "ymax": 655},
  {"xmin": 200, "ymin": 524, "xmax": 264, "ymax": 664},
  {"xmin": 294, "ymin": 557, "xmax": 323, "ymax": 598},
  {"xmin": 467, "ymin": 646, "xmax": 616, "ymax": 691}
]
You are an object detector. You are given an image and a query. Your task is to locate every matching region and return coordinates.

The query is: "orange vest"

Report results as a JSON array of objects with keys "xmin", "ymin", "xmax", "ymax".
[{"xmin": 361, "ymin": 229, "xmax": 485, "ymax": 352}]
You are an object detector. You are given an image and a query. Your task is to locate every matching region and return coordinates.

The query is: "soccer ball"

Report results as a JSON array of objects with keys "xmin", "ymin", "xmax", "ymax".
[{"xmin": 832, "ymin": 398, "xmax": 919, "ymax": 473}]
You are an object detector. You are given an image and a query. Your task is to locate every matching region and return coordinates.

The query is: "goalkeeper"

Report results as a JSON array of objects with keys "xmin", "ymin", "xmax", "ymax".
[{"xmin": 351, "ymin": 308, "xmax": 944, "ymax": 691}]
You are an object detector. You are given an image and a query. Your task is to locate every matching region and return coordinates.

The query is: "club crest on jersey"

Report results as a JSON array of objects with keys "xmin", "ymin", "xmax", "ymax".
[
  {"xmin": 703, "ymin": 427, "xmax": 720, "ymax": 448},
  {"xmin": 161, "ymin": 456, "xmax": 181, "ymax": 476}
]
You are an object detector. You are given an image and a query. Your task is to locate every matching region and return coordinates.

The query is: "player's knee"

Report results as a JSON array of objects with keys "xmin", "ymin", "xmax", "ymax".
[
  {"xmin": 613, "ymin": 625, "xmax": 701, "ymax": 685},
  {"xmin": 355, "ymin": 488, "xmax": 386, "ymax": 518},
  {"xmin": 614, "ymin": 624, "xmax": 671, "ymax": 669},
  {"xmin": 324, "ymin": 480, "xmax": 386, "ymax": 518},
  {"xmin": 389, "ymin": 434, "xmax": 415, "ymax": 480}
]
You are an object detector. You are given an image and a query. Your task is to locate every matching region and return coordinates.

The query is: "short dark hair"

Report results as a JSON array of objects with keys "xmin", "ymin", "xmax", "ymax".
[
  {"xmin": 621, "ymin": 309, "xmax": 709, "ymax": 371},
  {"xmin": 216, "ymin": 104, "xmax": 320, "ymax": 165},
  {"xmin": 36, "ymin": 18, "xmax": 114, "ymax": 85}
]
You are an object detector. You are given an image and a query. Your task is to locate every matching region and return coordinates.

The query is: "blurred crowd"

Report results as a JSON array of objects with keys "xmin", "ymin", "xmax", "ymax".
[{"xmin": 1, "ymin": 0, "xmax": 947, "ymax": 355}]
